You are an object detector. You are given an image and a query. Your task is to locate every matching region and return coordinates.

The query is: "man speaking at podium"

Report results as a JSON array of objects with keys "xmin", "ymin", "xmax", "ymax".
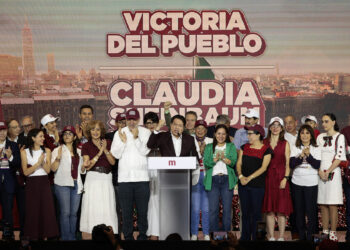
[{"xmin": 147, "ymin": 115, "xmax": 199, "ymax": 159}]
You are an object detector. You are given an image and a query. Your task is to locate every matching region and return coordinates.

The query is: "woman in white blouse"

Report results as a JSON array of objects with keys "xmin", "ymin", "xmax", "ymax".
[
  {"xmin": 290, "ymin": 124, "xmax": 321, "ymax": 240},
  {"xmin": 51, "ymin": 126, "xmax": 85, "ymax": 240},
  {"xmin": 317, "ymin": 113, "xmax": 346, "ymax": 241}
]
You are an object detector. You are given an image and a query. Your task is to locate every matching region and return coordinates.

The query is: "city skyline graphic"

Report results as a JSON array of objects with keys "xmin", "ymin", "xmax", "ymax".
[{"xmin": 0, "ymin": 0, "xmax": 349, "ymax": 131}]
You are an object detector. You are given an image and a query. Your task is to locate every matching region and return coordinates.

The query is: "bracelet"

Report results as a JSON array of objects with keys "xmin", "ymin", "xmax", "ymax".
[
  {"xmin": 55, "ymin": 157, "xmax": 61, "ymax": 162},
  {"xmin": 105, "ymin": 151, "xmax": 110, "ymax": 155},
  {"xmin": 238, "ymin": 174, "xmax": 243, "ymax": 179},
  {"xmin": 284, "ymin": 176, "xmax": 290, "ymax": 180}
]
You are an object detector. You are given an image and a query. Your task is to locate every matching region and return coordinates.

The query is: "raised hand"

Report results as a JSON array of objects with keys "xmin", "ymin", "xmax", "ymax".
[
  {"xmin": 37, "ymin": 153, "xmax": 45, "ymax": 166},
  {"xmin": 118, "ymin": 127, "xmax": 127, "ymax": 143},
  {"xmin": 164, "ymin": 101, "xmax": 172, "ymax": 111},
  {"xmin": 54, "ymin": 128, "xmax": 60, "ymax": 143},
  {"xmin": 5, "ymin": 146, "xmax": 12, "ymax": 159},
  {"xmin": 75, "ymin": 124, "xmax": 83, "ymax": 139},
  {"xmin": 220, "ymin": 151, "xmax": 225, "ymax": 160},
  {"xmin": 101, "ymin": 139, "xmax": 107, "ymax": 151},
  {"xmin": 131, "ymin": 127, "xmax": 139, "ymax": 139},
  {"xmin": 214, "ymin": 152, "xmax": 220, "ymax": 162}
]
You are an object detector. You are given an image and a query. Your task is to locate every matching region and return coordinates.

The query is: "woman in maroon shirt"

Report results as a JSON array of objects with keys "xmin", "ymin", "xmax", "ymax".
[{"xmin": 80, "ymin": 120, "xmax": 118, "ymax": 239}]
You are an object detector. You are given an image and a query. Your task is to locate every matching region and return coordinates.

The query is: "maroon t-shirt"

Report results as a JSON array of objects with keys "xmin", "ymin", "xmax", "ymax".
[{"xmin": 81, "ymin": 140, "xmax": 112, "ymax": 172}]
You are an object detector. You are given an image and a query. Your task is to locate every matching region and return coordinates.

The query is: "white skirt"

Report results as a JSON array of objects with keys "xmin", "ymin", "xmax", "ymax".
[
  {"xmin": 80, "ymin": 171, "xmax": 118, "ymax": 233},
  {"xmin": 318, "ymin": 155, "xmax": 343, "ymax": 205}
]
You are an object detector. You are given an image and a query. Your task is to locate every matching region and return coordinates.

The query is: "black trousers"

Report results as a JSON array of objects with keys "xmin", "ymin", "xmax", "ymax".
[
  {"xmin": 114, "ymin": 185, "xmax": 123, "ymax": 233},
  {"xmin": 119, "ymin": 182, "xmax": 150, "ymax": 240},
  {"xmin": 14, "ymin": 184, "xmax": 26, "ymax": 236},
  {"xmin": 291, "ymin": 183, "xmax": 318, "ymax": 240},
  {"xmin": 0, "ymin": 182, "xmax": 14, "ymax": 228}
]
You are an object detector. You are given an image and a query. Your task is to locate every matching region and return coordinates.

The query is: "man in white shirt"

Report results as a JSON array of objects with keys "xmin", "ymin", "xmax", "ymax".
[{"xmin": 110, "ymin": 108, "xmax": 151, "ymax": 240}]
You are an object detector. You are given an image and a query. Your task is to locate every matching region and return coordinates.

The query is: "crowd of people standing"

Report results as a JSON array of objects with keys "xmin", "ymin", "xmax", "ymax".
[{"xmin": 0, "ymin": 103, "xmax": 349, "ymax": 244}]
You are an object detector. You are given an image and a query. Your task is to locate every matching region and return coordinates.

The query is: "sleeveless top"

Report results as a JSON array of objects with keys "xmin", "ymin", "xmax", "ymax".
[{"xmin": 25, "ymin": 148, "xmax": 47, "ymax": 177}]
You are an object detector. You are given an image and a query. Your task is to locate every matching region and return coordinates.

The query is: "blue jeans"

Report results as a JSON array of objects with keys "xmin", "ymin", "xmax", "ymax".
[
  {"xmin": 207, "ymin": 175, "xmax": 233, "ymax": 232},
  {"xmin": 238, "ymin": 184, "xmax": 265, "ymax": 241},
  {"xmin": 191, "ymin": 172, "xmax": 209, "ymax": 235},
  {"xmin": 55, "ymin": 181, "xmax": 81, "ymax": 240}
]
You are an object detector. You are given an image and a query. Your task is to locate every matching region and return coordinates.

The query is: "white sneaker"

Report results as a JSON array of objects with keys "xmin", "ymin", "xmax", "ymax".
[
  {"xmin": 277, "ymin": 238, "xmax": 284, "ymax": 241},
  {"xmin": 268, "ymin": 237, "xmax": 276, "ymax": 241},
  {"xmin": 204, "ymin": 235, "xmax": 210, "ymax": 241},
  {"xmin": 191, "ymin": 235, "xmax": 198, "ymax": 241}
]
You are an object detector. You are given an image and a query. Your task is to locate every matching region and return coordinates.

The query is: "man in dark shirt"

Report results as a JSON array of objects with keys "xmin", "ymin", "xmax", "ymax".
[
  {"xmin": 76, "ymin": 105, "xmax": 94, "ymax": 145},
  {"xmin": 17, "ymin": 115, "xmax": 35, "ymax": 149}
]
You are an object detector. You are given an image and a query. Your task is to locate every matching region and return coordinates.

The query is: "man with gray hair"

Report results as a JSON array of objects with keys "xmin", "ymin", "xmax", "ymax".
[
  {"xmin": 206, "ymin": 114, "xmax": 237, "ymax": 141},
  {"xmin": 18, "ymin": 115, "xmax": 35, "ymax": 149}
]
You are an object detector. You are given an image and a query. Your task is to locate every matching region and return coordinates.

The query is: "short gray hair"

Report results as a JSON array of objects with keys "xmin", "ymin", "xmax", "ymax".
[
  {"xmin": 216, "ymin": 114, "xmax": 231, "ymax": 125},
  {"xmin": 21, "ymin": 115, "xmax": 34, "ymax": 124}
]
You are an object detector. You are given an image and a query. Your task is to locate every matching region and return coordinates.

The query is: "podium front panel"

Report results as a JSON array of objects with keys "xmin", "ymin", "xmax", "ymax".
[{"xmin": 159, "ymin": 169, "xmax": 190, "ymax": 240}]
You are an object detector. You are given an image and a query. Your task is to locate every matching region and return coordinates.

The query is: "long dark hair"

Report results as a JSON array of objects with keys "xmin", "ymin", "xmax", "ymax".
[
  {"xmin": 27, "ymin": 128, "xmax": 45, "ymax": 157},
  {"xmin": 60, "ymin": 131, "xmax": 79, "ymax": 157},
  {"xmin": 295, "ymin": 124, "xmax": 317, "ymax": 148},
  {"xmin": 212, "ymin": 124, "xmax": 230, "ymax": 151},
  {"xmin": 323, "ymin": 113, "xmax": 339, "ymax": 132}
]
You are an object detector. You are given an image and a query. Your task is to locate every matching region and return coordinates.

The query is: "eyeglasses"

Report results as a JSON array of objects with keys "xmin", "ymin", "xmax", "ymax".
[{"xmin": 22, "ymin": 124, "xmax": 33, "ymax": 128}]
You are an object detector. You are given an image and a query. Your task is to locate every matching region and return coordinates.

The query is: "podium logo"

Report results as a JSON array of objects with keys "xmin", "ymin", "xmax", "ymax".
[{"xmin": 168, "ymin": 160, "xmax": 176, "ymax": 166}]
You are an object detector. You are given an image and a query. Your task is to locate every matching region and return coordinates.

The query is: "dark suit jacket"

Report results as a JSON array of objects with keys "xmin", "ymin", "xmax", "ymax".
[
  {"xmin": 147, "ymin": 131, "xmax": 199, "ymax": 160},
  {"xmin": 0, "ymin": 139, "xmax": 21, "ymax": 193},
  {"xmin": 18, "ymin": 132, "xmax": 29, "ymax": 148}
]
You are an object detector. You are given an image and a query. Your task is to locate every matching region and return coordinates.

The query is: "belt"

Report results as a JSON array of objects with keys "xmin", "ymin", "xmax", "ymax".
[{"xmin": 90, "ymin": 166, "xmax": 111, "ymax": 174}]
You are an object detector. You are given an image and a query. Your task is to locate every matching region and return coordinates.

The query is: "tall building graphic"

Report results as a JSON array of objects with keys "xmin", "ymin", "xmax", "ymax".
[
  {"xmin": 47, "ymin": 53, "xmax": 55, "ymax": 73},
  {"xmin": 22, "ymin": 18, "xmax": 36, "ymax": 80}
]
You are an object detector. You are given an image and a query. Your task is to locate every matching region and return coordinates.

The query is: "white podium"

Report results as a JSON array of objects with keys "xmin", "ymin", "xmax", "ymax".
[{"xmin": 148, "ymin": 157, "xmax": 196, "ymax": 240}]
